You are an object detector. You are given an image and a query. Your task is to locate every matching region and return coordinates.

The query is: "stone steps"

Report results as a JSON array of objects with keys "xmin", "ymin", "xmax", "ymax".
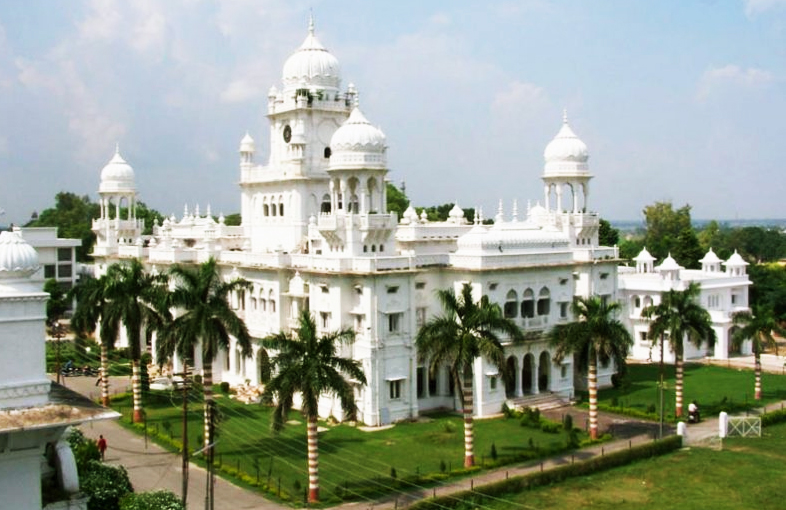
[{"xmin": 506, "ymin": 392, "xmax": 570, "ymax": 412}]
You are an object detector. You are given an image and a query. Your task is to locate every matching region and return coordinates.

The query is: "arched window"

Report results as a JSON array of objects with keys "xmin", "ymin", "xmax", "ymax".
[
  {"xmin": 504, "ymin": 290, "xmax": 518, "ymax": 318},
  {"xmin": 263, "ymin": 202, "xmax": 270, "ymax": 217},
  {"xmin": 632, "ymin": 295, "xmax": 641, "ymax": 309},
  {"xmin": 537, "ymin": 287, "xmax": 550, "ymax": 316},
  {"xmin": 279, "ymin": 196, "xmax": 284, "ymax": 217},
  {"xmin": 324, "ymin": 147, "xmax": 331, "ymax": 158},
  {"xmin": 271, "ymin": 198, "xmax": 277, "ymax": 216},
  {"xmin": 321, "ymin": 194, "xmax": 331, "ymax": 214},
  {"xmin": 641, "ymin": 295, "xmax": 653, "ymax": 316},
  {"xmin": 268, "ymin": 289, "xmax": 276, "ymax": 313},
  {"xmin": 260, "ymin": 298, "xmax": 267, "ymax": 312},
  {"xmin": 521, "ymin": 288, "xmax": 535, "ymax": 318}
]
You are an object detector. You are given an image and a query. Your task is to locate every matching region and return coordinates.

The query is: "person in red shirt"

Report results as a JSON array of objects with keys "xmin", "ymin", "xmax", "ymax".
[{"xmin": 97, "ymin": 435, "xmax": 107, "ymax": 461}]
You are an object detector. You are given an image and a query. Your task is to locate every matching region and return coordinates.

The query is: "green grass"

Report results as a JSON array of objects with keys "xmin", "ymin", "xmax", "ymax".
[
  {"xmin": 112, "ymin": 390, "xmax": 588, "ymax": 505},
  {"xmin": 590, "ymin": 363, "xmax": 786, "ymax": 421},
  {"xmin": 469, "ymin": 420, "xmax": 786, "ymax": 510}
]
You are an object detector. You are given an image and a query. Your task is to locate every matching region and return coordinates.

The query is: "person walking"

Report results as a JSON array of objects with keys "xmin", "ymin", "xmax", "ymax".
[{"xmin": 97, "ymin": 434, "xmax": 107, "ymax": 461}]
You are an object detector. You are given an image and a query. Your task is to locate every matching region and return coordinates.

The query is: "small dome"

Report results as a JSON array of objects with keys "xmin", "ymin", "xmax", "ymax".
[
  {"xmin": 448, "ymin": 203, "xmax": 465, "ymax": 224},
  {"xmin": 99, "ymin": 146, "xmax": 136, "ymax": 194},
  {"xmin": 634, "ymin": 247, "xmax": 656, "ymax": 263},
  {"xmin": 0, "ymin": 230, "xmax": 40, "ymax": 279},
  {"xmin": 282, "ymin": 20, "xmax": 341, "ymax": 93},
  {"xmin": 329, "ymin": 108, "xmax": 387, "ymax": 170},
  {"xmin": 724, "ymin": 250, "xmax": 749, "ymax": 267},
  {"xmin": 239, "ymin": 132, "xmax": 255, "ymax": 152},
  {"xmin": 699, "ymin": 248, "xmax": 723, "ymax": 265},
  {"xmin": 656, "ymin": 253, "xmax": 682, "ymax": 271},
  {"xmin": 528, "ymin": 203, "xmax": 548, "ymax": 220},
  {"xmin": 544, "ymin": 112, "xmax": 589, "ymax": 164}
]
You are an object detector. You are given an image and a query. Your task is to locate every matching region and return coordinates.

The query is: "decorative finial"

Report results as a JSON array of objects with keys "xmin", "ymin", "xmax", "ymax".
[
  {"xmin": 309, "ymin": 10, "xmax": 315, "ymax": 35},
  {"xmin": 513, "ymin": 199, "xmax": 519, "ymax": 221},
  {"xmin": 115, "ymin": 142, "xmax": 120, "ymax": 155},
  {"xmin": 195, "ymin": 204, "xmax": 201, "ymax": 217},
  {"xmin": 562, "ymin": 108, "xmax": 569, "ymax": 124},
  {"xmin": 206, "ymin": 204, "xmax": 212, "ymax": 218},
  {"xmin": 184, "ymin": 204, "xmax": 189, "ymax": 218}
]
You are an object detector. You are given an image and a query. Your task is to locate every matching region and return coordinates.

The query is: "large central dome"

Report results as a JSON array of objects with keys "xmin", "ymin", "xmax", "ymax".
[{"xmin": 281, "ymin": 19, "xmax": 341, "ymax": 93}]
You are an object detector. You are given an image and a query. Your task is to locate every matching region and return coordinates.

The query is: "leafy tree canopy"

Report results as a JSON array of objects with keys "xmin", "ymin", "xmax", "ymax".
[
  {"xmin": 642, "ymin": 201, "xmax": 701, "ymax": 268},
  {"xmin": 598, "ymin": 218, "xmax": 620, "ymax": 247},
  {"xmin": 385, "ymin": 182, "xmax": 409, "ymax": 218}
]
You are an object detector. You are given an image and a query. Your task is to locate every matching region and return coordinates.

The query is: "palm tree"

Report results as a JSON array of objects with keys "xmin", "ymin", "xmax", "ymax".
[
  {"xmin": 415, "ymin": 283, "xmax": 523, "ymax": 467},
  {"xmin": 732, "ymin": 306, "xmax": 786, "ymax": 400},
  {"xmin": 263, "ymin": 311, "xmax": 366, "ymax": 504},
  {"xmin": 158, "ymin": 257, "xmax": 252, "ymax": 450},
  {"xmin": 547, "ymin": 296, "xmax": 632, "ymax": 440},
  {"xmin": 70, "ymin": 273, "xmax": 119, "ymax": 407},
  {"xmin": 642, "ymin": 282, "xmax": 715, "ymax": 418},
  {"xmin": 102, "ymin": 259, "xmax": 170, "ymax": 422}
]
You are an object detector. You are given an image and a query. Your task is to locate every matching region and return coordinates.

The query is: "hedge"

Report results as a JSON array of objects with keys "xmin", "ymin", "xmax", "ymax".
[{"xmin": 409, "ymin": 435, "xmax": 683, "ymax": 510}]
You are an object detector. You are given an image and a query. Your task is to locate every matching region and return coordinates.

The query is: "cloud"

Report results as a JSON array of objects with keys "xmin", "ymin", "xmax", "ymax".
[
  {"xmin": 696, "ymin": 64, "xmax": 774, "ymax": 101},
  {"xmin": 491, "ymin": 80, "xmax": 548, "ymax": 115},
  {"xmin": 743, "ymin": 0, "xmax": 786, "ymax": 16},
  {"xmin": 220, "ymin": 78, "xmax": 264, "ymax": 103}
]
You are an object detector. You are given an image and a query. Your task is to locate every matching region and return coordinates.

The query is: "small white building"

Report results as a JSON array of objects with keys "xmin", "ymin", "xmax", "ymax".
[
  {"xmin": 0, "ymin": 230, "xmax": 117, "ymax": 509},
  {"xmin": 14, "ymin": 226, "xmax": 82, "ymax": 291},
  {"xmin": 619, "ymin": 248, "xmax": 752, "ymax": 362},
  {"xmin": 91, "ymin": 20, "xmax": 621, "ymax": 425}
]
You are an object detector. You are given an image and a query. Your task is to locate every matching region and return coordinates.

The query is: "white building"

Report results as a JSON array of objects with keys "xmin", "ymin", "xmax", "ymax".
[
  {"xmin": 91, "ymin": 21, "xmax": 620, "ymax": 425},
  {"xmin": 619, "ymin": 248, "xmax": 752, "ymax": 362},
  {"xmin": 14, "ymin": 226, "xmax": 82, "ymax": 291},
  {"xmin": 0, "ymin": 230, "xmax": 116, "ymax": 509}
]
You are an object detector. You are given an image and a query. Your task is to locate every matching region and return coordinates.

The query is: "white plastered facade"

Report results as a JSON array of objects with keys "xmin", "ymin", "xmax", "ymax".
[{"xmin": 91, "ymin": 22, "xmax": 622, "ymax": 426}]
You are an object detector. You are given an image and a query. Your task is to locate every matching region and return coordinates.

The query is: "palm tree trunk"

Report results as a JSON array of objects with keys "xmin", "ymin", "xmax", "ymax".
[
  {"xmin": 755, "ymin": 351, "xmax": 762, "ymax": 400},
  {"xmin": 101, "ymin": 343, "xmax": 110, "ymax": 407},
  {"xmin": 132, "ymin": 358, "xmax": 143, "ymax": 423},
  {"xmin": 588, "ymin": 358, "xmax": 598, "ymax": 440},
  {"xmin": 675, "ymin": 351, "xmax": 684, "ymax": 418},
  {"xmin": 307, "ymin": 415, "xmax": 320, "ymax": 503},
  {"xmin": 203, "ymin": 361, "xmax": 213, "ymax": 448},
  {"xmin": 461, "ymin": 369, "xmax": 475, "ymax": 468}
]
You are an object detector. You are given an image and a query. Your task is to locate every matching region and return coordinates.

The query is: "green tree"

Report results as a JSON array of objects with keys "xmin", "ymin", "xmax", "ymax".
[
  {"xmin": 26, "ymin": 192, "xmax": 100, "ymax": 261},
  {"xmin": 81, "ymin": 461, "xmax": 134, "ymax": 510},
  {"xmin": 223, "ymin": 213, "xmax": 242, "ymax": 226},
  {"xmin": 263, "ymin": 311, "xmax": 366, "ymax": 503},
  {"xmin": 43, "ymin": 278, "xmax": 68, "ymax": 324},
  {"xmin": 642, "ymin": 201, "xmax": 702, "ymax": 268},
  {"xmin": 70, "ymin": 273, "xmax": 119, "ymax": 406},
  {"xmin": 103, "ymin": 259, "xmax": 170, "ymax": 422},
  {"xmin": 120, "ymin": 491, "xmax": 185, "ymax": 510},
  {"xmin": 415, "ymin": 283, "xmax": 523, "ymax": 466},
  {"xmin": 158, "ymin": 257, "xmax": 251, "ymax": 449},
  {"xmin": 732, "ymin": 307, "xmax": 786, "ymax": 400},
  {"xmin": 748, "ymin": 264, "xmax": 786, "ymax": 320},
  {"xmin": 643, "ymin": 282, "xmax": 716, "ymax": 418},
  {"xmin": 598, "ymin": 219, "xmax": 620, "ymax": 247},
  {"xmin": 547, "ymin": 296, "xmax": 632, "ymax": 440},
  {"xmin": 385, "ymin": 182, "xmax": 410, "ymax": 218}
]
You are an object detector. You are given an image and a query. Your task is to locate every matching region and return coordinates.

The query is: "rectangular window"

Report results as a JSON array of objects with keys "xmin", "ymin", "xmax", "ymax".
[
  {"xmin": 731, "ymin": 294, "xmax": 738, "ymax": 305},
  {"xmin": 44, "ymin": 264, "xmax": 56, "ymax": 279},
  {"xmin": 320, "ymin": 312, "xmax": 331, "ymax": 329},
  {"xmin": 639, "ymin": 331, "xmax": 648, "ymax": 345},
  {"xmin": 415, "ymin": 282, "xmax": 426, "ymax": 290},
  {"xmin": 428, "ymin": 369, "xmax": 438, "ymax": 395},
  {"xmin": 354, "ymin": 314, "xmax": 365, "ymax": 333},
  {"xmin": 416, "ymin": 367, "xmax": 425, "ymax": 398},
  {"xmin": 489, "ymin": 376, "xmax": 497, "ymax": 390},
  {"xmin": 559, "ymin": 302, "xmax": 569, "ymax": 318},
  {"xmin": 389, "ymin": 380, "xmax": 401, "ymax": 400},
  {"xmin": 416, "ymin": 307, "xmax": 427, "ymax": 329},
  {"xmin": 386, "ymin": 285, "xmax": 399, "ymax": 294},
  {"xmin": 58, "ymin": 263, "xmax": 72, "ymax": 278},
  {"xmin": 388, "ymin": 312, "xmax": 403, "ymax": 333},
  {"xmin": 57, "ymin": 248, "xmax": 71, "ymax": 262},
  {"xmin": 321, "ymin": 285, "xmax": 330, "ymax": 294}
]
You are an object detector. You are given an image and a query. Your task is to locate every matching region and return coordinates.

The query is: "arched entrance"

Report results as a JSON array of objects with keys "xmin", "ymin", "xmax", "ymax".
[
  {"xmin": 538, "ymin": 352, "xmax": 550, "ymax": 392},
  {"xmin": 257, "ymin": 349, "xmax": 270, "ymax": 384},
  {"xmin": 728, "ymin": 327, "xmax": 741, "ymax": 356},
  {"xmin": 522, "ymin": 354, "xmax": 534, "ymax": 394},
  {"xmin": 505, "ymin": 356, "xmax": 517, "ymax": 398}
]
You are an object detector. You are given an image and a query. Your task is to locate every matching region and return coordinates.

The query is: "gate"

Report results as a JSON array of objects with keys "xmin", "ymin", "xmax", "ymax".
[{"xmin": 726, "ymin": 416, "xmax": 761, "ymax": 438}]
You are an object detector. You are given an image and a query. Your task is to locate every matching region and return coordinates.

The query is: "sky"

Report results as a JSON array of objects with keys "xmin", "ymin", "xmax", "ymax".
[{"xmin": 1, "ymin": 0, "xmax": 785, "ymax": 227}]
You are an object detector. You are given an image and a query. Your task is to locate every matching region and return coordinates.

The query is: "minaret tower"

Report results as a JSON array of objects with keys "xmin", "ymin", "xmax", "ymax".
[
  {"xmin": 240, "ymin": 17, "xmax": 356, "ymax": 253},
  {"xmin": 93, "ymin": 145, "xmax": 143, "ymax": 257},
  {"xmin": 541, "ymin": 111, "xmax": 598, "ymax": 245}
]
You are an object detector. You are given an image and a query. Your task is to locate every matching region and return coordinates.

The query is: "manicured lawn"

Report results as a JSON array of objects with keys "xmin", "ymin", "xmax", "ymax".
[
  {"xmin": 473, "ymin": 420, "xmax": 786, "ymax": 510},
  {"xmin": 592, "ymin": 363, "xmax": 786, "ymax": 421},
  {"xmin": 113, "ymin": 390, "xmax": 586, "ymax": 504}
]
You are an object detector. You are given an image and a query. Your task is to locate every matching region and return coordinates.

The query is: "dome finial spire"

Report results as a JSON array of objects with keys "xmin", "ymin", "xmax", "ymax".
[
  {"xmin": 115, "ymin": 142, "xmax": 120, "ymax": 155},
  {"xmin": 308, "ymin": 9, "xmax": 315, "ymax": 35},
  {"xmin": 562, "ymin": 108, "xmax": 568, "ymax": 125}
]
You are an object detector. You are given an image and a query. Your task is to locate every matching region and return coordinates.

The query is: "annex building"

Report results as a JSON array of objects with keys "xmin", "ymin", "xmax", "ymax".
[{"xmin": 92, "ymin": 21, "xmax": 647, "ymax": 426}]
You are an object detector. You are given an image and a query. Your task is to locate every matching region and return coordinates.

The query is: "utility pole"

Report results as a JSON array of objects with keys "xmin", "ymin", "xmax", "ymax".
[
  {"xmin": 179, "ymin": 364, "xmax": 190, "ymax": 507},
  {"xmin": 659, "ymin": 334, "xmax": 665, "ymax": 439}
]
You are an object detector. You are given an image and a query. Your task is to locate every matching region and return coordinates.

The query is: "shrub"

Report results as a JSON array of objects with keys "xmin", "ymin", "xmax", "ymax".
[
  {"xmin": 66, "ymin": 428, "xmax": 100, "ymax": 475},
  {"xmin": 120, "ymin": 490, "xmax": 184, "ymax": 510},
  {"xmin": 540, "ymin": 422, "xmax": 561, "ymax": 434},
  {"xmin": 390, "ymin": 467, "xmax": 397, "ymax": 479},
  {"xmin": 220, "ymin": 381, "xmax": 230, "ymax": 394},
  {"xmin": 81, "ymin": 461, "xmax": 133, "ymax": 510},
  {"xmin": 194, "ymin": 374, "xmax": 203, "ymax": 386},
  {"xmin": 490, "ymin": 442, "xmax": 498, "ymax": 461},
  {"xmin": 563, "ymin": 414, "xmax": 573, "ymax": 431}
]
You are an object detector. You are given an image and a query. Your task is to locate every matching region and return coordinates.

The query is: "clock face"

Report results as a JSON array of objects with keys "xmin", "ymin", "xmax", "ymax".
[{"xmin": 283, "ymin": 125, "xmax": 292, "ymax": 143}]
